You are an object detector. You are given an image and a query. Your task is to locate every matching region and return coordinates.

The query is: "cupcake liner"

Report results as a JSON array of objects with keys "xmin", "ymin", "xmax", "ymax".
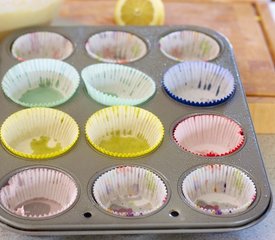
[
  {"xmin": 2, "ymin": 59, "xmax": 80, "ymax": 107},
  {"xmin": 85, "ymin": 106, "xmax": 164, "ymax": 158},
  {"xmin": 159, "ymin": 30, "xmax": 220, "ymax": 61},
  {"xmin": 85, "ymin": 31, "xmax": 147, "ymax": 63},
  {"xmin": 173, "ymin": 114, "xmax": 245, "ymax": 157},
  {"xmin": 11, "ymin": 31, "xmax": 74, "ymax": 61},
  {"xmin": 93, "ymin": 166, "xmax": 168, "ymax": 217},
  {"xmin": 0, "ymin": 108, "xmax": 79, "ymax": 159},
  {"xmin": 0, "ymin": 167, "xmax": 78, "ymax": 218},
  {"xmin": 82, "ymin": 64, "xmax": 156, "ymax": 106},
  {"xmin": 182, "ymin": 164, "xmax": 257, "ymax": 215},
  {"xmin": 162, "ymin": 61, "xmax": 235, "ymax": 106}
]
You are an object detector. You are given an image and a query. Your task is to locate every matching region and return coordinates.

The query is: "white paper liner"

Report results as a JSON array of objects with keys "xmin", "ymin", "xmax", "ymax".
[
  {"xmin": 182, "ymin": 164, "xmax": 257, "ymax": 215},
  {"xmin": 85, "ymin": 31, "xmax": 147, "ymax": 63},
  {"xmin": 2, "ymin": 58, "xmax": 80, "ymax": 107},
  {"xmin": 85, "ymin": 106, "xmax": 164, "ymax": 157},
  {"xmin": 173, "ymin": 114, "xmax": 245, "ymax": 157},
  {"xmin": 93, "ymin": 166, "xmax": 168, "ymax": 217},
  {"xmin": 81, "ymin": 64, "xmax": 156, "ymax": 106},
  {"xmin": 0, "ymin": 108, "xmax": 79, "ymax": 159},
  {"xmin": 11, "ymin": 31, "xmax": 74, "ymax": 61},
  {"xmin": 0, "ymin": 168, "xmax": 78, "ymax": 218},
  {"xmin": 163, "ymin": 61, "xmax": 235, "ymax": 106},
  {"xmin": 159, "ymin": 30, "xmax": 220, "ymax": 61}
]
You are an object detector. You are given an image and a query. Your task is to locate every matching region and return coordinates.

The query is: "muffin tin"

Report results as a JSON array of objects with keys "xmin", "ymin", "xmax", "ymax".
[{"xmin": 0, "ymin": 26, "xmax": 272, "ymax": 235}]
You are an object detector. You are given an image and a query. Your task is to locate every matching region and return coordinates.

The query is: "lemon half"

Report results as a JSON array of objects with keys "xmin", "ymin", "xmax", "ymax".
[{"xmin": 115, "ymin": 0, "xmax": 165, "ymax": 26}]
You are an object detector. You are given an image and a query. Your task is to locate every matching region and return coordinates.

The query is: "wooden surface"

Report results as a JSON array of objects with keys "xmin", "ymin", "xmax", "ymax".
[
  {"xmin": 59, "ymin": 0, "xmax": 275, "ymax": 133},
  {"xmin": 256, "ymin": 2, "xmax": 275, "ymax": 65}
]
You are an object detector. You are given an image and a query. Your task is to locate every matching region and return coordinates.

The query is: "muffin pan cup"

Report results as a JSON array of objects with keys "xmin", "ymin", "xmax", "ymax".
[
  {"xmin": 92, "ymin": 165, "xmax": 168, "ymax": 217},
  {"xmin": 81, "ymin": 64, "xmax": 156, "ymax": 106},
  {"xmin": 0, "ymin": 167, "xmax": 79, "ymax": 219},
  {"xmin": 0, "ymin": 26, "xmax": 271, "ymax": 235},
  {"xmin": 85, "ymin": 106, "xmax": 164, "ymax": 158},
  {"xmin": 181, "ymin": 164, "xmax": 257, "ymax": 216},
  {"xmin": 11, "ymin": 31, "xmax": 74, "ymax": 61},
  {"xmin": 173, "ymin": 114, "xmax": 245, "ymax": 157},
  {"xmin": 0, "ymin": 108, "xmax": 80, "ymax": 159},
  {"xmin": 2, "ymin": 59, "xmax": 80, "ymax": 107},
  {"xmin": 85, "ymin": 31, "xmax": 147, "ymax": 63},
  {"xmin": 159, "ymin": 30, "xmax": 221, "ymax": 61}
]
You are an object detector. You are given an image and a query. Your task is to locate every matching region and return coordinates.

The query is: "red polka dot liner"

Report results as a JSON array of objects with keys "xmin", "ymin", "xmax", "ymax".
[{"xmin": 173, "ymin": 114, "xmax": 245, "ymax": 157}]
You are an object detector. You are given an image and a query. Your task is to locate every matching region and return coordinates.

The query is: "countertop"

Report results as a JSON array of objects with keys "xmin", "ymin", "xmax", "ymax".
[{"xmin": 0, "ymin": 134, "xmax": 274, "ymax": 239}]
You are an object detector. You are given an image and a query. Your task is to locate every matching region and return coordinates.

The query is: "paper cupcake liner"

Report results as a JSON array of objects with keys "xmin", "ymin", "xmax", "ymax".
[
  {"xmin": 0, "ymin": 108, "xmax": 79, "ymax": 159},
  {"xmin": 163, "ymin": 61, "xmax": 235, "ymax": 106},
  {"xmin": 82, "ymin": 64, "xmax": 156, "ymax": 106},
  {"xmin": 2, "ymin": 59, "xmax": 80, "ymax": 107},
  {"xmin": 11, "ymin": 31, "xmax": 74, "ymax": 61},
  {"xmin": 85, "ymin": 31, "xmax": 147, "ymax": 63},
  {"xmin": 0, "ymin": 167, "xmax": 78, "ymax": 218},
  {"xmin": 85, "ymin": 106, "xmax": 164, "ymax": 158},
  {"xmin": 182, "ymin": 164, "xmax": 257, "ymax": 215},
  {"xmin": 159, "ymin": 30, "xmax": 220, "ymax": 61},
  {"xmin": 93, "ymin": 166, "xmax": 168, "ymax": 217},
  {"xmin": 173, "ymin": 114, "xmax": 245, "ymax": 157}
]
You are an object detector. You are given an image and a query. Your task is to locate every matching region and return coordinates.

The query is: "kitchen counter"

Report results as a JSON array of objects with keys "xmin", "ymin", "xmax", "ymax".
[{"xmin": 0, "ymin": 134, "xmax": 274, "ymax": 239}]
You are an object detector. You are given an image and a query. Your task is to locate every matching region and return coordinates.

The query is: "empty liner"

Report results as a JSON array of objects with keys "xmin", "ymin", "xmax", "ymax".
[
  {"xmin": 159, "ymin": 30, "xmax": 220, "ymax": 61},
  {"xmin": 173, "ymin": 114, "xmax": 245, "ymax": 157},
  {"xmin": 0, "ymin": 108, "xmax": 79, "ymax": 159},
  {"xmin": 93, "ymin": 166, "xmax": 168, "ymax": 217},
  {"xmin": 182, "ymin": 164, "xmax": 257, "ymax": 215},
  {"xmin": 0, "ymin": 167, "xmax": 78, "ymax": 218},
  {"xmin": 163, "ymin": 61, "xmax": 235, "ymax": 106},
  {"xmin": 85, "ymin": 31, "xmax": 147, "ymax": 63},
  {"xmin": 85, "ymin": 106, "xmax": 164, "ymax": 158},
  {"xmin": 11, "ymin": 31, "xmax": 74, "ymax": 61},
  {"xmin": 2, "ymin": 59, "xmax": 80, "ymax": 107},
  {"xmin": 81, "ymin": 64, "xmax": 156, "ymax": 106}
]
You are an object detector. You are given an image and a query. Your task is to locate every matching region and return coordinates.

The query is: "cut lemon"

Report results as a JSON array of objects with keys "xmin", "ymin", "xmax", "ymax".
[{"xmin": 115, "ymin": 0, "xmax": 165, "ymax": 26}]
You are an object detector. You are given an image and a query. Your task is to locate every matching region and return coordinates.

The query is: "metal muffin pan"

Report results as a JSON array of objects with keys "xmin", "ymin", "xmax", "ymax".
[{"xmin": 0, "ymin": 26, "xmax": 272, "ymax": 235}]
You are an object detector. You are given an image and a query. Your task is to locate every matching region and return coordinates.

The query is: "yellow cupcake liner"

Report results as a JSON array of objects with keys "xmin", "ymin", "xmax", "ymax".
[
  {"xmin": 0, "ymin": 108, "xmax": 79, "ymax": 159},
  {"xmin": 85, "ymin": 106, "xmax": 164, "ymax": 158}
]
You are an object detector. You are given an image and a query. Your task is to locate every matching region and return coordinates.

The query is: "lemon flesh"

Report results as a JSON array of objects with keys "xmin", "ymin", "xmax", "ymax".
[{"xmin": 115, "ymin": 0, "xmax": 165, "ymax": 26}]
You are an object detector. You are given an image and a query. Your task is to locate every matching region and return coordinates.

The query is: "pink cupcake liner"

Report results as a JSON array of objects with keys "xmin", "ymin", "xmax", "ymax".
[{"xmin": 173, "ymin": 114, "xmax": 245, "ymax": 157}]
